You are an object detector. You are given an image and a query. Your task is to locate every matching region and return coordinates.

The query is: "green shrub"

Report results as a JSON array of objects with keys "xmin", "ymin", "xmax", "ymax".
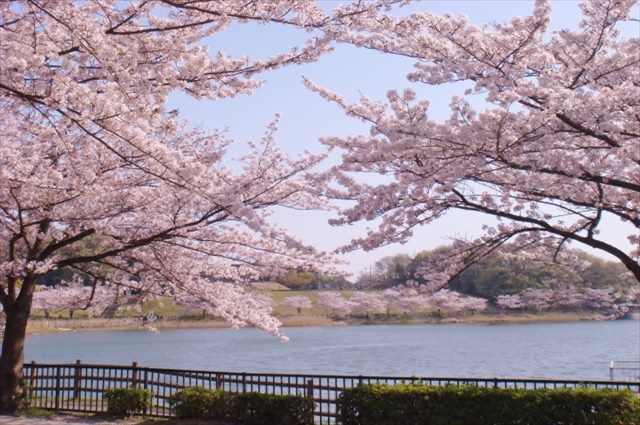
[
  {"xmin": 227, "ymin": 392, "xmax": 314, "ymax": 425},
  {"xmin": 169, "ymin": 387, "xmax": 313, "ymax": 424},
  {"xmin": 168, "ymin": 386, "xmax": 228, "ymax": 419},
  {"xmin": 103, "ymin": 387, "xmax": 153, "ymax": 417},
  {"xmin": 338, "ymin": 383, "xmax": 640, "ymax": 425}
]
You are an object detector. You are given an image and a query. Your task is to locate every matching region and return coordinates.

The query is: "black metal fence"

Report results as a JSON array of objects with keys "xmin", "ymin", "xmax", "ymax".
[{"xmin": 23, "ymin": 361, "xmax": 640, "ymax": 424}]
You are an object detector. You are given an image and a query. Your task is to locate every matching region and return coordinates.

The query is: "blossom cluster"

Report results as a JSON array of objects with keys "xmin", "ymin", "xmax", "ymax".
[{"xmin": 310, "ymin": 0, "xmax": 640, "ymax": 287}]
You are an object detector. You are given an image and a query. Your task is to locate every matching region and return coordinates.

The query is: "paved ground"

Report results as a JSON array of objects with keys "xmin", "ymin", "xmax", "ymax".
[
  {"xmin": 0, "ymin": 415, "xmax": 141, "ymax": 425},
  {"xmin": 0, "ymin": 415, "xmax": 211, "ymax": 424},
  {"xmin": 1, "ymin": 416, "xmax": 98, "ymax": 424}
]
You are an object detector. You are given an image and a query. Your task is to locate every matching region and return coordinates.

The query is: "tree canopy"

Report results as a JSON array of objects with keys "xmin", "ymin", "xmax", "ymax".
[
  {"xmin": 1, "ymin": 0, "xmax": 638, "ymax": 413},
  {"xmin": 358, "ymin": 247, "xmax": 635, "ymax": 301},
  {"xmin": 0, "ymin": 0, "xmax": 380, "ymax": 411},
  {"xmin": 310, "ymin": 0, "xmax": 640, "ymax": 287}
]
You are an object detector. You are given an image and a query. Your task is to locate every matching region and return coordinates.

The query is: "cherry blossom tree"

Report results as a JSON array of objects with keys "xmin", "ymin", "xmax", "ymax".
[
  {"xmin": 428, "ymin": 289, "xmax": 460, "ymax": 312},
  {"xmin": 456, "ymin": 296, "xmax": 488, "ymax": 314},
  {"xmin": 31, "ymin": 279, "xmax": 116, "ymax": 319},
  {"xmin": 316, "ymin": 291, "xmax": 352, "ymax": 317},
  {"xmin": 382, "ymin": 287, "xmax": 430, "ymax": 315},
  {"xmin": 496, "ymin": 287, "xmax": 622, "ymax": 313},
  {"xmin": 310, "ymin": 0, "xmax": 640, "ymax": 288},
  {"xmin": 624, "ymin": 285, "xmax": 640, "ymax": 303},
  {"xmin": 495, "ymin": 294, "xmax": 523, "ymax": 312},
  {"xmin": 349, "ymin": 291, "xmax": 387, "ymax": 318},
  {"xmin": 582, "ymin": 288, "xmax": 618, "ymax": 311},
  {"xmin": 552, "ymin": 287, "xmax": 587, "ymax": 311},
  {"xmin": 0, "ymin": 0, "xmax": 387, "ymax": 411},
  {"xmin": 521, "ymin": 288, "xmax": 554, "ymax": 312},
  {"xmin": 281, "ymin": 295, "xmax": 313, "ymax": 315},
  {"xmin": 428, "ymin": 290, "xmax": 488, "ymax": 315}
]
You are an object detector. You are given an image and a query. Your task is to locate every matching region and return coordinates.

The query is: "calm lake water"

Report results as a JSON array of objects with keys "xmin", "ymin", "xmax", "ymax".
[{"xmin": 25, "ymin": 320, "xmax": 639, "ymax": 381}]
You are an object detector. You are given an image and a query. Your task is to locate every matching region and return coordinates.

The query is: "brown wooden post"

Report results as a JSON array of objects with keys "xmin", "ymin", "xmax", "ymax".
[
  {"xmin": 131, "ymin": 362, "xmax": 138, "ymax": 389},
  {"xmin": 142, "ymin": 367, "xmax": 149, "ymax": 415},
  {"xmin": 305, "ymin": 379, "xmax": 314, "ymax": 404},
  {"xmin": 29, "ymin": 360, "xmax": 36, "ymax": 389},
  {"xmin": 143, "ymin": 367, "xmax": 149, "ymax": 390},
  {"xmin": 216, "ymin": 373, "xmax": 223, "ymax": 390},
  {"xmin": 73, "ymin": 359, "xmax": 82, "ymax": 400},
  {"xmin": 54, "ymin": 366, "xmax": 61, "ymax": 410}
]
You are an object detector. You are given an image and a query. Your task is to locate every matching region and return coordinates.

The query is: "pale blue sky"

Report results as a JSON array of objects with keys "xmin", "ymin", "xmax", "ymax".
[{"xmin": 168, "ymin": 1, "xmax": 637, "ymax": 277}]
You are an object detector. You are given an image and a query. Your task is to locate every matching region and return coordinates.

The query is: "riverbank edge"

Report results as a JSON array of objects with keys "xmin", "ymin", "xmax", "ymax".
[{"xmin": 25, "ymin": 311, "xmax": 610, "ymax": 335}]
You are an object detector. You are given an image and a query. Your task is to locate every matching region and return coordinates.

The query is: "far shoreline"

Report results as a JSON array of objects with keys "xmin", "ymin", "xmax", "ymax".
[{"xmin": 25, "ymin": 311, "xmax": 616, "ymax": 335}]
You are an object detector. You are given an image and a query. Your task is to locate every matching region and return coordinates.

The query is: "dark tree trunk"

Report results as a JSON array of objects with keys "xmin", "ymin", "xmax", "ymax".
[{"xmin": 0, "ymin": 303, "xmax": 31, "ymax": 413}]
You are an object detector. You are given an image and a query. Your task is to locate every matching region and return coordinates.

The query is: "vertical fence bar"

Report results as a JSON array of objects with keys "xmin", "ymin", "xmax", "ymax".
[
  {"xmin": 82, "ymin": 367, "xmax": 89, "ymax": 412},
  {"xmin": 73, "ymin": 359, "xmax": 82, "ymax": 401},
  {"xmin": 306, "ymin": 379, "xmax": 314, "ymax": 403},
  {"xmin": 161, "ymin": 370, "xmax": 167, "ymax": 415},
  {"xmin": 54, "ymin": 366, "xmax": 61, "ymax": 410},
  {"xmin": 609, "ymin": 361, "xmax": 615, "ymax": 381},
  {"xmin": 148, "ymin": 370, "xmax": 155, "ymax": 416},
  {"xmin": 131, "ymin": 362, "xmax": 138, "ymax": 389},
  {"xmin": 29, "ymin": 360, "xmax": 36, "ymax": 391},
  {"xmin": 142, "ymin": 367, "xmax": 149, "ymax": 416},
  {"xmin": 143, "ymin": 367, "xmax": 149, "ymax": 392},
  {"xmin": 44, "ymin": 365, "xmax": 49, "ymax": 409},
  {"xmin": 28, "ymin": 361, "xmax": 36, "ymax": 408}
]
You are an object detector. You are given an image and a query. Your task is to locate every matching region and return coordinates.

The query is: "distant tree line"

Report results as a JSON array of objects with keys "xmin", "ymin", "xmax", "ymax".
[
  {"xmin": 356, "ymin": 247, "xmax": 635, "ymax": 300},
  {"xmin": 273, "ymin": 270, "xmax": 352, "ymax": 291}
]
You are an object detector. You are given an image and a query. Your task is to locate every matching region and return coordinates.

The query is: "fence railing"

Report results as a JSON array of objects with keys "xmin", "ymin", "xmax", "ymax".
[
  {"xmin": 23, "ymin": 361, "xmax": 640, "ymax": 424},
  {"xmin": 610, "ymin": 360, "xmax": 640, "ymax": 381}
]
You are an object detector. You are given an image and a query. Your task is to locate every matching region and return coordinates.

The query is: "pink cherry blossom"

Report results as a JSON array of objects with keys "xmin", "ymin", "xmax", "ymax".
[
  {"xmin": 0, "ymin": 0, "xmax": 385, "ymax": 411},
  {"xmin": 310, "ymin": 0, "xmax": 640, "ymax": 290},
  {"xmin": 349, "ymin": 291, "xmax": 388, "ymax": 318},
  {"xmin": 521, "ymin": 289, "xmax": 554, "ymax": 312},
  {"xmin": 316, "ymin": 291, "xmax": 352, "ymax": 317},
  {"xmin": 32, "ymin": 279, "xmax": 116, "ymax": 318},
  {"xmin": 496, "ymin": 294, "xmax": 523, "ymax": 311},
  {"xmin": 383, "ymin": 287, "xmax": 431, "ymax": 315},
  {"xmin": 281, "ymin": 295, "xmax": 313, "ymax": 315}
]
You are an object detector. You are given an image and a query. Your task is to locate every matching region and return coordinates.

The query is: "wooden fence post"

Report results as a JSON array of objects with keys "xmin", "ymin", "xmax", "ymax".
[
  {"xmin": 29, "ymin": 360, "xmax": 36, "ymax": 389},
  {"xmin": 131, "ymin": 362, "xmax": 138, "ymax": 389},
  {"xmin": 54, "ymin": 366, "xmax": 61, "ymax": 410},
  {"xmin": 305, "ymin": 379, "xmax": 314, "ymax": 403},
  {"xmin": 27, "ymin": 360, "xmax": 36, "ymax": 408},
  {"xmin": 73, "ymin": 359, "xmax": 82, "ymax": 400},
  {"xmin": 143, "ymin": 367, "xmax": 149, "ymax": 390},
  {"xmin": 142, "ymin": 367, "xmax": 149, "ymax": 415},
  {"xmin": 216, "ymin": 373, "xmax": 223, "ymax": 390}
]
